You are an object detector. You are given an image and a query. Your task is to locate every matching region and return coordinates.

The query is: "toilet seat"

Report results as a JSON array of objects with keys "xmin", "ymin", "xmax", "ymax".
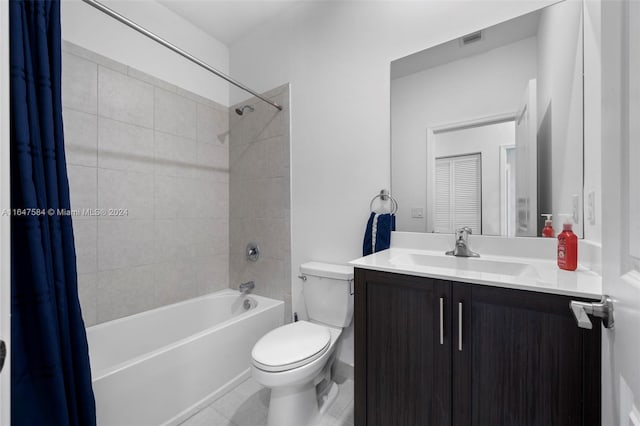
[{"xmin": 252, "ymin": 321, "xmax": 331, "ymax": 372}]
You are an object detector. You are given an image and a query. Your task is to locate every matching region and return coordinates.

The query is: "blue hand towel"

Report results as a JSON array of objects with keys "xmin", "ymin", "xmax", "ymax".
[{"xmin": 363, "ymin": 212, "xmax": 396, "ymax": 256}]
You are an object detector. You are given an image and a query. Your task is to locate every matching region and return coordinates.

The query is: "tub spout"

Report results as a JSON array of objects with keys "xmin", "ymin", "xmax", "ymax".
[{"xmin": 239, "ymin": 281, "xmax": 255, "ymax": 294}]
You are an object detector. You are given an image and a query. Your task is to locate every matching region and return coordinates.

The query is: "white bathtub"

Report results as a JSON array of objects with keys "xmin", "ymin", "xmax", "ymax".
[{"xmin": 87, "ymin": 289, "xmax": 284, "ymax": 426}]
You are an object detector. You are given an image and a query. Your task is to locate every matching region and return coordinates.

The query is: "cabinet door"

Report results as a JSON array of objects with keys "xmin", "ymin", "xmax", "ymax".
[
  {"xmin": 453, "ymin": 283, "xmax": 601, "ymax": 426},
  {"xmin": 355, "ymin": 269, "xmax": 451, "ymax": 426}
]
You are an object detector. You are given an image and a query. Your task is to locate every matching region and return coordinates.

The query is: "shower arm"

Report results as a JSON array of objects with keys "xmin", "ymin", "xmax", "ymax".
[{"xmin": 80, "ymin": 0, "xmax": 283, "ymax": 112}]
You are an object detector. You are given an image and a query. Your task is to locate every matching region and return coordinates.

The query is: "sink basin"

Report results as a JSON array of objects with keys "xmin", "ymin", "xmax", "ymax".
[{"xmin": 389, "ymin": 253, "xmax": 538, "ymax": 278}]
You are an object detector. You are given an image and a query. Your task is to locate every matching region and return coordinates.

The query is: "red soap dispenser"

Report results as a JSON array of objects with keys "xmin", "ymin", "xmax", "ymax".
[
  {"xmin": 557, "ymin": 215, "xmax": 578, "ymax": 271},
  {"xmin": 541, "ymin": 214, "xmax": 554, "ymax": 238}
]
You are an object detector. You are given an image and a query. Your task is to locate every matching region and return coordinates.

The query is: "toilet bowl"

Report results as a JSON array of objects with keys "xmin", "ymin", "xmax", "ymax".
[{"xmin": 250, "ymin": 262, "xmax": 353, "ymax": 426}]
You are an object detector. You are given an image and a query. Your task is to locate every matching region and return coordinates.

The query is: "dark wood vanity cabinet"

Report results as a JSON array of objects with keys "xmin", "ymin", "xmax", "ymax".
[
  {"xmin": 354, "ymin": 268, "xmax": 601, "ymax": 426},
  {"xmin": 354, "ymin": 269, "xmax": 451, "ymax": 426}
]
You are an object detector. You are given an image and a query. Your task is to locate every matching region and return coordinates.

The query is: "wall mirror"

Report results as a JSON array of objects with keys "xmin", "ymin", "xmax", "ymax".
[{"xmin": 391, "ymin": 1, "xmax": 584, "ymax": 238}]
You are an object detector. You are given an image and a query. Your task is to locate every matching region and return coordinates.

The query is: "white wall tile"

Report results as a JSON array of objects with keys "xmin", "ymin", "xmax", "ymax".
[
  {"xmin": 97, "ymin": 219, "xmax": 156, "ymax": 270},
  {"xmin": 197, "ymin": 103, "xmax": 228, "ymax": 144},
  {"xmin": 67, "ymin": 165, "xmax": 97, "ymax": 212},
  {"xmin": 154, "ymin": 219, "xmax": 197, "ymax": 262},
  {"xmin": 204, "ymin": 219, "xmax": 229, "ymax": 255},
  {"xmin": 153, "ymin": 260, "xmax": 198, "ymax": 306},
  {"xmin": 62, "ymin": 52, "xmax": 97, "ymax": 114},
  {"xmin": 194, "ymin": 142, "xmax": 229, "ymax": 182},
  {"xmin": 64, "ymin": 42, "xmax": 234, "ymax": 325},
  {"xmin": 98, "ymin": 67, "xmax": 154, "ymax": 128},
  {"xmin": 194, "ymin": 255, "xmax": 229, "ymax": 295},
  {"xmin": 154, "ymin": 175, "xmax": 193, "ymax": 219},
  {"xmin": 73, "ymin": 218, "xmax": 97, "ymax": 274},
  {"xmin": 155, "ymin": 131, "xmax": 197, "ymax": 178},
  {"xmin": 200, "ymin": 181, "xmax": 229, "ymax": 219},
  {"xmin": 228, "ymin": 87, "xmax": 291, "ymax": 318},
  {"xmin": 262, "ymin": 136, "xmax": 289, "ymax": 178},
  {"xmin": 263, "ymin": 177, "xmax": 289, "ymax": 219},
  {"xmin": 190, "ymin": 218, "xmax": 224, "ymax": 244},
  {"xmin": 63, "ymin": 108, "xmax": 97, "ymax": 167},
  {"xmin": 98, "ymin": 168, "xmax": 154, "ymax": 219},
  {"xmin": 154, "ymin": 88, "xmax": 196, "ymax": 139},
  {"xmin": 230, "ymin": 178, "xmax": 264, "ymax": 219},
  {"xmin": 98, "ymin": 117, "xmax": 154, "ymax": 173},
  {"xmin": 97, "ymin": 265, "xmax": 157, "ymax": 322},
  {"xmin": 229, "ymin": 141, "xmax": 266, "ymax": 180},
  {"xmin": 254, "ymin": 218, "xmax": 289, "ymax": 261},
  {"xmin": 229, "ymin": 218, "xmax": 256, "ymax": 256}
]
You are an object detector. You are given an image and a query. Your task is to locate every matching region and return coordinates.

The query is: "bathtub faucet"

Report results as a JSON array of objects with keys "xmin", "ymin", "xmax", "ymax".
[{"xmin": 239, "ymin": 281, "xmax": 255, "ymax": 294}]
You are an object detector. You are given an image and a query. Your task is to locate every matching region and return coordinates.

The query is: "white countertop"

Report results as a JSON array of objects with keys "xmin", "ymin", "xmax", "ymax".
[{"xmin": 349, "ymin": 247, "xmax": 603, "ymax": 299}]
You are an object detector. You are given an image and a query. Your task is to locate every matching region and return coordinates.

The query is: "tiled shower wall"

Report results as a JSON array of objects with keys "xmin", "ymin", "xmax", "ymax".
[
  {"xmin": 62, "ymin": 42, "xmax": 230, "ymax": 326},
  {"xmin": 229, "ymin": 85, "xmax": 292, "ymax": 322}
]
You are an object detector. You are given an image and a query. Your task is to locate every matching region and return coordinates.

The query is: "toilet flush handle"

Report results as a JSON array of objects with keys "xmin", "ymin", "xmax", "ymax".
[{"xmin": 298, "ymin": 274, "xmax": 354, "ymax": 295}]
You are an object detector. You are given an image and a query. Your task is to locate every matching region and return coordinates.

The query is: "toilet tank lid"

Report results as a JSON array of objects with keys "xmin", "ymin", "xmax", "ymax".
[{"xmin": 300, "ymin": 262, "xmax": 354, "ymax": 280}]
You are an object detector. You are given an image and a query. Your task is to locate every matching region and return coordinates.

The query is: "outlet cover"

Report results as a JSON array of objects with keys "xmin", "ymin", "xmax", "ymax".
[
  {"xmin": 587, "ymin": 191, "xmax": 596, "ymax": 225},
  {"xmin": 572, "ymin": 194, "xmax": 580, "ymax": 224},
  {"xmin": 411, "ymin": 208, "xmax": 424, "ymax": 218}
]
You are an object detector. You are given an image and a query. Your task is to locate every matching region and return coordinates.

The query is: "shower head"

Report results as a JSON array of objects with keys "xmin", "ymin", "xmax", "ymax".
[{"xmin": 235, "ymin": 105, "xmax": 254, "ymax": 116}]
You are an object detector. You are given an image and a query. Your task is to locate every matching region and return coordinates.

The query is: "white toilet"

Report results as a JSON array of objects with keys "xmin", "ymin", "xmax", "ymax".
[{"xmin": 251, "ymin": 262, "xmax": 354, "ymax": 426}]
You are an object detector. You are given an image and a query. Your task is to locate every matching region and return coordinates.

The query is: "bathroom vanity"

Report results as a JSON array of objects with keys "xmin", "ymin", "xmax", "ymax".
[{"xmin": 351, "ymin": 248, "xmax": 602, "ymax": 426}]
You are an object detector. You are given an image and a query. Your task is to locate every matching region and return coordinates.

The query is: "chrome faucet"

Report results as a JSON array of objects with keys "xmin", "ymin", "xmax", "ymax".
[
  {"xmin": 445, "ymin": 227, "xmax": 480, "ymax": 257},
  {"xmin": 239, "ymin": 281, "xmax": 255, "ymax": 294}
]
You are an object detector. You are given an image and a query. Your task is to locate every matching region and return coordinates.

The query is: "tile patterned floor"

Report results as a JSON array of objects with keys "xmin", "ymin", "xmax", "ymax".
[{"xmin": 180, "ymin": 377, "xmax": 354, "ymax": 426}]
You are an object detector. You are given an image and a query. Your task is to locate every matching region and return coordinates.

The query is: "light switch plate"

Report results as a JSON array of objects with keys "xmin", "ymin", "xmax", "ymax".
[{"xmin": 411, "ymin": 208, "xmax": 424, "ymax": 218}]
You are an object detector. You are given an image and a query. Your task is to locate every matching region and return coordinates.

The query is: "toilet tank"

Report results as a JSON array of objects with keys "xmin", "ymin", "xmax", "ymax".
[{"xmin": 300, "ymin": 262, "xmax": 354, "ymax": 328}]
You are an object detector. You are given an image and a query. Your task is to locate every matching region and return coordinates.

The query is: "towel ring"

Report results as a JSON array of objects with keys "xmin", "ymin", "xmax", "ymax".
[{"xmin": 369, "ymin": 189, "xmax": 398, "ymax": 214}]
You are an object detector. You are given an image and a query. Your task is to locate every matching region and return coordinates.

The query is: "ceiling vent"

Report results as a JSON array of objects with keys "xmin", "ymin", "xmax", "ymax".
[{"xmin": 461, "ymin": 31, "xmax": 483, "ymax": 46}]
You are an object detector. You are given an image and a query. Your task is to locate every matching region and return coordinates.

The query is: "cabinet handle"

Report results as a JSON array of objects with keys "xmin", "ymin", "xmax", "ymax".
[
  {"xmin": 458, "ymin": 302, "xmax": 463, "ymax": 351},
  {"xmin": 439, "ymin": 297, "xmax": 444, "ymax": 345}
]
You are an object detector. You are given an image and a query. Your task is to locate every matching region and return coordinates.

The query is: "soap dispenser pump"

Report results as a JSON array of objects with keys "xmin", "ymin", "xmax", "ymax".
[
  {"xmin": 557, "ymin": 215, "xmax": 578, "ymax": 271},
  {"xmin": 541, "ymin": 214, "xmax": 554, "ymax": 238}
]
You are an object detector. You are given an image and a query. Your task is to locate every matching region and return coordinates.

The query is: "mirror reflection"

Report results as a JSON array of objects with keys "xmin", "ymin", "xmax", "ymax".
[{"xmin": 391, "ymin": 1, "xmax": 584, "ymax": 237}]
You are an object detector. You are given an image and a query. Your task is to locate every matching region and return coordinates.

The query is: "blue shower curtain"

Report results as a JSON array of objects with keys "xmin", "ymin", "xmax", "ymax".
[{"xmin": 10, "ymin": 0, "xmax": 96, "ymax": 424}]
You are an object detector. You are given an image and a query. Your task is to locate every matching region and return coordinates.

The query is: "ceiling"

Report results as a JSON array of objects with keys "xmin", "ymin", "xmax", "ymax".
[
  {"xmin": 391, "ymin": 9, "xmax": 541, "ymax": 80},
  {"xmin": 158, "ymin": 0, "xmax": 308, "ymax": 46}
]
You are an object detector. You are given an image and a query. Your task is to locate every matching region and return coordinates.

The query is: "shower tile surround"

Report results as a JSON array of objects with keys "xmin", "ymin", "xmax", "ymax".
[
  {"xmin": 229, "ymin": 85, "xmax": 292, "ymax": 322},
  {"xmin": 63, "ymin": 41, "xmax": 252, "ymax": 326}
]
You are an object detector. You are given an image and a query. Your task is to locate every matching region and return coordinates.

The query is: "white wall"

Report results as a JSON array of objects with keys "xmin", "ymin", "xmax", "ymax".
[
  {"xmin": 536, "ymin": 0, "xmax": 584, "ymax": 236},
  {"xmin": 435, "ymin": 121, "xmax": 516, "ymax": 236},
  {"xmin": 61, "ymin": 0, "xmax": 230, "ymax": 106},
  {"xmin": 229, "ymin": 0, "xmax": 556, "ymax": 366},
  {"xmin": 583, "ymin": 0, "xmax": 602, "ymax": 243},
  {"xmin": 392, "ymin": 37, "xmax": 536, "ymax": 232}
]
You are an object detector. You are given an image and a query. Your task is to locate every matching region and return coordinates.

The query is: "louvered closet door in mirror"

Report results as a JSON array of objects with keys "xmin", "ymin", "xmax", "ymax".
[{"xmin": 434, "ymin": 153, "xmax": 481, "ymax": 234}]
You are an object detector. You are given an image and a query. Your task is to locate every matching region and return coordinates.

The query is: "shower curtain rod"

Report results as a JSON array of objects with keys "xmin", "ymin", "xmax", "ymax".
[{"xmin": 80, "ymin": 0, "xmax": 283, "ymax": 111}]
